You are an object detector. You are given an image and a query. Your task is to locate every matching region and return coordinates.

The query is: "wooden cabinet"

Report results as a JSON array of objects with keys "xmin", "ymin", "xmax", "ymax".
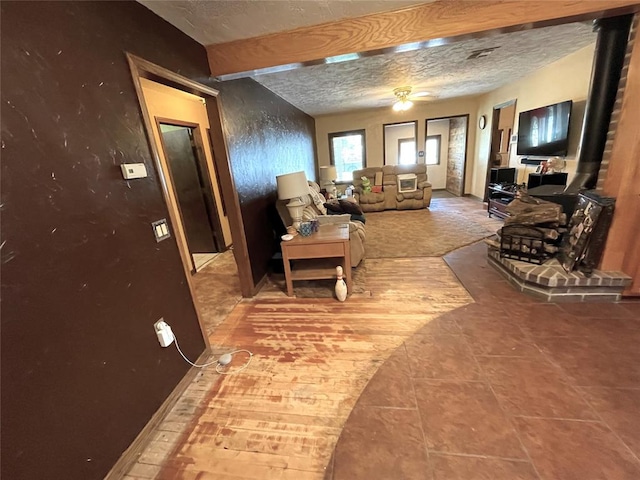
[
  {"xmin": 527, "ymin": 172, "xmax": 568, "ymax": 190},
  {"xmin": 487, "ymin": 185, "xmax": 517, "ymax": 219}
]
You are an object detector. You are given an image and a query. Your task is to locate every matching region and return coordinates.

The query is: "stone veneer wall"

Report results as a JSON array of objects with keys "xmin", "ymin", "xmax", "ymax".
[
  {"xmin": 596, "ymin": 14, "xmax": 638, "ymax": 191},
  {"xmin": 446, "ymin": 117, "xmax": 467, "ymax": 195}
]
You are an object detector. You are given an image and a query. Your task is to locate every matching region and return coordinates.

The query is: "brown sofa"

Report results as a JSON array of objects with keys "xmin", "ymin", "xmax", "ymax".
[{"xmin": 353, "ymin": 164, "xmax": 433, "ymax": 212}]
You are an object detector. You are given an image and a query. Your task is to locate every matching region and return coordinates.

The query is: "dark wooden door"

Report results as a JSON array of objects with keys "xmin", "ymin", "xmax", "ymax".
[{"xmin": 159, "ymin": 124, "xmax": 219, "ymax": 254}]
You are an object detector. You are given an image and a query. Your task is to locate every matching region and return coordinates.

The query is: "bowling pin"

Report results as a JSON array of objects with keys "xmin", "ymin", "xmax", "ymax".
[{"xmin": 335, "ymin": 265, "xmax": 347, "ymax": 302}]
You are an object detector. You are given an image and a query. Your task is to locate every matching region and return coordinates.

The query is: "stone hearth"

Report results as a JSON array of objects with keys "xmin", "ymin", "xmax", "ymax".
[{"xmin": 488, "ymin": 248, "xmax": 631, "ymax": 302}]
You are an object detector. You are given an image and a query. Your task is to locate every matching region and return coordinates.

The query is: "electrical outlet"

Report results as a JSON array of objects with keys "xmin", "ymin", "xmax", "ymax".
[{"xmin": 154, "ymin": 318, "xmax": 174, "ymax": 347}]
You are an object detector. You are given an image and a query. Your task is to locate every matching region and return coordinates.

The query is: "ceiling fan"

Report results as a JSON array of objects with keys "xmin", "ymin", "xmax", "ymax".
[{"xmin": 391, "ymin": 86, "xmax": 430, "ymax": 111}]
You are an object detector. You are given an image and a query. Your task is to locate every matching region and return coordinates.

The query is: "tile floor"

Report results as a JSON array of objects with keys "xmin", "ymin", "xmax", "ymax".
[{"xmin": 329, "ymin": 243, "xmax": 640, "ymax": 480}]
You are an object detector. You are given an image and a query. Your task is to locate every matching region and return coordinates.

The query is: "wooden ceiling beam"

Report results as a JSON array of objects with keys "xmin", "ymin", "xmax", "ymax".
[{"xmin": 206, "ymin": 0, "xmax": 640, "ymax": 78}]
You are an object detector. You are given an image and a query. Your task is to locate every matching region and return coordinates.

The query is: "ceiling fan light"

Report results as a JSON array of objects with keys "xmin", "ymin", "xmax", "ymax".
[
  {"xmin": 393, "ymin": 99, "xmax": 413, "ymax": 111},
  {"xmin": 393, "ymin": 100, "xmax": 413, "ymax": 112},
  {"xmin": 392, "ymin": 86, "xmax": 415, "ymax": 111}
]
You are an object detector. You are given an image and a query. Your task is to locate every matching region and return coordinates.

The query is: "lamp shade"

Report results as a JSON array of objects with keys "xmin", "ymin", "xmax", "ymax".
[
  {"xmin": 319, "ymin": 165, "xmax": 337, "ymax": 182},
  {"xmin": 276, "ymin": 171, "xmax": 309, "ymax": 200}
]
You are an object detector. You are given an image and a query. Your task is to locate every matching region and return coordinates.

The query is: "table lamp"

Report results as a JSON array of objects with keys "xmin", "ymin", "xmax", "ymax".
[
  {"xmin": 276, "ymin": 171, "xmax": 309, "ymax": 230},
  {"xmin": 319, "ymin": 165, "xmax": 338, "ymax": 197}
]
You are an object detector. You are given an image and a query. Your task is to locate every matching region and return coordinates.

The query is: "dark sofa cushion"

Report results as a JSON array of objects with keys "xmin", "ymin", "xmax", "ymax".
[
  {"xmin": 350, "ymin": 213, "xmax": 366, "ymax": 224},
  {"xmin": 324, "ymin": 199, "xmax": 364, "ymax": 215},
  {"xmin": 324, "ymin": 200, "xmax": 343, "ymax": 214},
  {"xmin": 339, "ymin": 199, "xmax": 364, "ymax": 216}
]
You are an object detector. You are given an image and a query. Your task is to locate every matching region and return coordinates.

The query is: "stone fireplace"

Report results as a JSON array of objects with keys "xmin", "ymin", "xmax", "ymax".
[
  {"xmin": 486, "ymin": 14, "xmax": 635, "ymax": 302},
  {"xmin": 487, "ymin": 191, "xmax": 631, "ymax": 301},
  {"xmin": 488, "ymin": 251, "xmax": 631, "ymax": 302}
]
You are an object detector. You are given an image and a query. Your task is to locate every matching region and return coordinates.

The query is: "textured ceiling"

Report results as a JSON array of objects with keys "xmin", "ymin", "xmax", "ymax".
[
  {"xmin": 137, "ymin": 1, "xmax": 597, "ymax": 117},
  {"xmin": 138, "ymin": 0, "xmax": 422, "ymax": 45},
  {"xmin": 253, "ymin": 22, "xmax": 596, "ymax": 116}
]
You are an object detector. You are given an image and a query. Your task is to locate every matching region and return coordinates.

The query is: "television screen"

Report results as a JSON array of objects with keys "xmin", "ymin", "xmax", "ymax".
[{"xmin": 517, "ymin": 100, "xmax": 572, "ymax": 157}]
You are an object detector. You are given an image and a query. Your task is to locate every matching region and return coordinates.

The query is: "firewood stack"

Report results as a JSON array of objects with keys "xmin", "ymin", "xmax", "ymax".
[{"xmin": 486, "ymin": 193, "xmax": 567, "ymax": 264}]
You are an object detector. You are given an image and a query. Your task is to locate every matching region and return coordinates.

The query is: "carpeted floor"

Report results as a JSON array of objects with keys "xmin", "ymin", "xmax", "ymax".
[
  {"xmin": 259, "ymin": 197, "xmax": 501, "ymax": 298},
  {"xmin": 365, "ymin": 200, "xmax": 498, "ymax": 258}
]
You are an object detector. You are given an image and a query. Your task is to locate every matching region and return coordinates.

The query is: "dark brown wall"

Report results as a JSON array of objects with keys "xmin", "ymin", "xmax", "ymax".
[
  {"xmin": 0, "ymin": 2, "xmax": 314, "ymax": 479},
  {"xmin": 0, "ymin": 2, "xmax": 206, "ymax": 479},
  {"xmin": 215, "ymin": 79, "xmax": 316, "ymax": 285}
]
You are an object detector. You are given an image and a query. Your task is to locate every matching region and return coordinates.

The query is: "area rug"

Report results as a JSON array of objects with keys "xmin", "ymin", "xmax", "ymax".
[{"xmin": 365, "ymin": 206, "xmax": 496, "ymax": 258}]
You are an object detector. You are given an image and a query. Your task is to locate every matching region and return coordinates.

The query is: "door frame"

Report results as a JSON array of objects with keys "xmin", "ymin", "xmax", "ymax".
[
  {"xmin": 425, "ymin": 114, "xmax": 470, "ymax": 196},
  {"xmin": 482, "ymin": 99, "xmax": 517, "ymax": 201},
  {"xmin": 155, "ymin": 116, "xmax": 226, "ymax": 265},
  {"xmin": 383, "ymin": 120, "xmax": 419, "ymax": 165},
  {"xmin": 127, "ymin": 53, "xmax": 254, "ymax": 345}
]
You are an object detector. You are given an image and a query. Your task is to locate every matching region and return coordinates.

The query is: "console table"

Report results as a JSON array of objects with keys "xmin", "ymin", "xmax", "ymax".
[{"xmin": 281, "ymin": 224, "xmax": 351, "ymax": 297}]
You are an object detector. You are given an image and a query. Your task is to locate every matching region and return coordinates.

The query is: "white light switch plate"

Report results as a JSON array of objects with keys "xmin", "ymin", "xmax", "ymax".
[{"xmin": 120, "ymin": 163, "xmax": 147, "ymax": 179}]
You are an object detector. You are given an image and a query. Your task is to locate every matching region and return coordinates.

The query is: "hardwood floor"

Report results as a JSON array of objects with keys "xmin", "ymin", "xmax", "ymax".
[
  {"xmin": 123, "ymin": 197, "xmax": 494, "ymax": 479},
  {"xmin": 123, "ymin": 197, "xmax": 640, "ymax": 479},
  {"xmin": 125, "ymin": 257, "xmax": 473, "ymax": 479},
  {"xmin": 192, "ymin": 249, "xmax": 243, "ymax": 336}
]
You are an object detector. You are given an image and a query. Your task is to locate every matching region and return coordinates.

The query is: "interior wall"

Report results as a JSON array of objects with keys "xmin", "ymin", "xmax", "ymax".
[
  {"xmin": 471, "ymin": 43, "xmax": 596, "ymax": 197},
  {"xmin": 0, "ymin": 2, "xmax": 316, "ymax": 479},
  {"xmin": 0, "ymin": 3, "xmax": 210, "ymax": 479},
  {"xmin": 214, "ymin": 78, "xmax": 316, "ymax": 286},
  {"xmin": 426, "ymin": 119, "xmax": 450, "ymax": 189},
  {"xmin": 315, "ymin": 96, "xmax": 479, "ymax": 194},
  {"xmin": 384, "ymin": 122, "xmax": 416, "ymax": 165}
]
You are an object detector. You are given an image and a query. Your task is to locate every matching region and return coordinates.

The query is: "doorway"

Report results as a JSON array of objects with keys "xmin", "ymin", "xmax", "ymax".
[
  {"xmin": 158, "ymin": 121, "xmax": 223, "ymax": 272},
  {"xmin": 483, "ymin": 100, "xmax": 517, "ymax": 200},
  {"xmin": 128, "ymin": 54, "xmax": 252, "ymax": 344},
  {"xmin": 383, "ymin": 121, "xmax": 418, "ymax": 165},
  {"xmin": 425, "ymin": 115, "xmax": 469, "ymax": 196},
  {"xmin": 140, "ymin": 77, "xmax": 233, "ymax": 275}
]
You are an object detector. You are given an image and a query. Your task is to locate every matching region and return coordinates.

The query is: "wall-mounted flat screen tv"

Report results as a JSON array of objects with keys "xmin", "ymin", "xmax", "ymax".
[{"xmin": 517, "ymin": 100, "xmax": 572, "ymax": 157}]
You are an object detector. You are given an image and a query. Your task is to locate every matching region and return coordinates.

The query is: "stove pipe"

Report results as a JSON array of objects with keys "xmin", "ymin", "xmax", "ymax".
[{"xmin": 566, "ymin": 15, "xmax": 632, "ymax": 193}]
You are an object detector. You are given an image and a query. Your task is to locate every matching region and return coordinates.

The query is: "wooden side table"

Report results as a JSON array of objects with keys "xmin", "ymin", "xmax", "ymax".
[{"xmin": 280, "ymin": 224, "xmax": 352, "ymax": 297}]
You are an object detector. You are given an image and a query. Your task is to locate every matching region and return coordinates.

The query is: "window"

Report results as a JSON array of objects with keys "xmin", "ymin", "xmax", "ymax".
[
  {"xmin": 398, "ymin": 138, "xmax": 417, "ymax": 165},
  {"xmin": 329, "ymin": 130, "xmax": 366, "ymax": 182},
  {"xmin": 384, "ymin": 121, "xmax": 417, "ymax": 165},
  {"xmin": 425, "ymin": 135, "xmax": 441, "ymax": 165}
]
